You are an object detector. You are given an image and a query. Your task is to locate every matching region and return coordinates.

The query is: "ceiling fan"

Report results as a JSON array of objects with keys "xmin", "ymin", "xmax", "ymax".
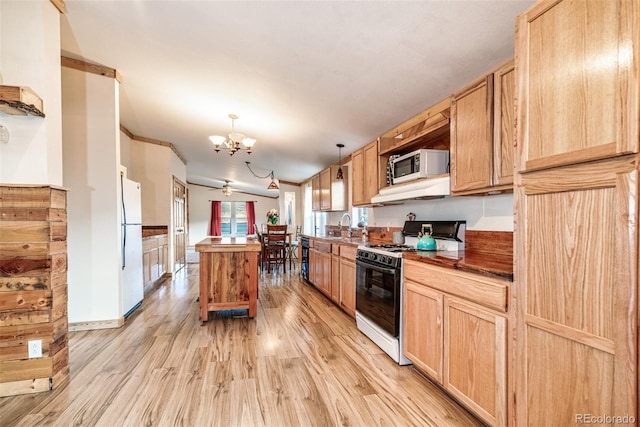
[{"xmin": 221, "ymin": 180, "xmax": 233, "ymax": 196}]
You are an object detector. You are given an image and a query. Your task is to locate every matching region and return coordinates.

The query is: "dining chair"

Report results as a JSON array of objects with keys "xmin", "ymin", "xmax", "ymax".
[
  {"xmin": 287, "ymin": 225, "xmax": 302, "ymax": 269},
  {"xmin": 265, "ymin": 224, "xmax": 287, "ymax": 273},
  {"xmin": 253, "ymin": 223, "xmax": 267, "ymax": 271}
]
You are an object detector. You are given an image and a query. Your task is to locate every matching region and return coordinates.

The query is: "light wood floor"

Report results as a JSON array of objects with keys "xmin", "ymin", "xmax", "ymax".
[{"xmin": 0, "ymin": 264, "xmax": 483, "ymax": 426}]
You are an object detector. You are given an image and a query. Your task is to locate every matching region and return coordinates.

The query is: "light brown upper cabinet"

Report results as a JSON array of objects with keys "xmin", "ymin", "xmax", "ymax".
[
  {"xmin": 492, "ymin": 60, "xmax": 515, "ymax": 187},
  {"xmin": 516, "ymin": 0, "xmax": 638, "ymax": 173},
  {"xmin": 351, "ymin": 139, "xmax": 380, "ymax": 206},
  {"xmin": 314, "ymin": 165, "xmax": 348, "ymax": 212},
  {"xmin": 450, "ymin": 74, "xmax": 494, "ymax": 194},
  {"xmin": 311, "ymin": 174, "xmax": 320, "ymax": 211},
  {"xmin": 451, "ymin": 61, "xmax": 515, "ymax": 196},
  {"xmin": 320, "ymin": 168, "xmax": 331, "ymax": 210}
]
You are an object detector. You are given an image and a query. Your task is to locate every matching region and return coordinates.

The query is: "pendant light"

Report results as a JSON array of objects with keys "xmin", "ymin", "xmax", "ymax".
[{"xmin": 336, "ymin": 143, "xmax": 344, "ymax": 180}]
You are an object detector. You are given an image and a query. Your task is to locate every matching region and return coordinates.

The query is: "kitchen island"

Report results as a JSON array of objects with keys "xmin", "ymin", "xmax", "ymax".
[{"xmin": 195, "ymin": 237, "xmax": 261, "ymax": 321}]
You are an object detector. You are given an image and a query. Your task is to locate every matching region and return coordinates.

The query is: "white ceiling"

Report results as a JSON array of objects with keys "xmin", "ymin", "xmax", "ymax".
[{"xmin": 60, "ymin": 0, "xmax": 534, "ymax": 197}]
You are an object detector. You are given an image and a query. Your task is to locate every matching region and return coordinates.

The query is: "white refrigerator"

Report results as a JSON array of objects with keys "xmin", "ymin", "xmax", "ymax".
[{"xmin": 120, "ymin": 174, "xmax": 144, "ymax": 318}]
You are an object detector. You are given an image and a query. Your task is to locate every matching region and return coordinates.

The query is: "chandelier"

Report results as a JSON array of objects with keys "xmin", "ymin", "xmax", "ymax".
[
  {"xmin": 245, "ymin": 161, "xmax": 279, "ymax": 191},
  {"xmin": 222, "ymin": 180, "xmax": 233, "ymax": 196},
  {"xmin": 209, "ymin": 114, "xmax": 256, "ymax": 156}
]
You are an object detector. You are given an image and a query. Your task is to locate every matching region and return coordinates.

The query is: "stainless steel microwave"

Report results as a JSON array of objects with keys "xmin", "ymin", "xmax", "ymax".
[{"xmin": 391, "ymin": 149, "xmax": 449, "ymax": 184}]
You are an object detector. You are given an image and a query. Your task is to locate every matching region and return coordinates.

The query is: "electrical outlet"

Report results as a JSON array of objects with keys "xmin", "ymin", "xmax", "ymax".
[{"xmin": 28, "ymin": 339, "xmax": 42, "ymax": 358}]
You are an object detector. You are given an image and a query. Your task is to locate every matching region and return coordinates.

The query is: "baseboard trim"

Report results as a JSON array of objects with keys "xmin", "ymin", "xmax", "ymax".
[
  {"xmin": 69, "ymin": 317, "xmax": 124, "ymax": 331},
  {"xmin": 0, "ymin": 377, "xmax": 51, "ymax": 397}
]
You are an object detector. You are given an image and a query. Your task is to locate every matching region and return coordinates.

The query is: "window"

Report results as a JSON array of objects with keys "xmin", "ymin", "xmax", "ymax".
[
  {"xmin": 352, "ymin": 207, "xmax": 368, "ymax": 227},
  {"xmin": 221, "ymin": 202, "xmax": 248, "ymax": 236}
]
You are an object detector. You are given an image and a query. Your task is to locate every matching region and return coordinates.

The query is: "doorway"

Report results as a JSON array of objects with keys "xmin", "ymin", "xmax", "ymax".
[{"xmin": 173, "ymin": 177, "xmax": 186, "ymax": 273}]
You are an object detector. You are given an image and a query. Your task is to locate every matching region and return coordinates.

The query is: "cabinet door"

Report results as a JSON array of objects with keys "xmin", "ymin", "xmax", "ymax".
[
  {"xmin": 516, "ymin": 0, "xmax": 639, "ymax": 173},
  {"xmin": 309, "ymin": 248, "xmax": 316, "ymax": 284},
  {"xmin": 160, "ymin": 243, "xmax": 168, "ymax": 276},
  {"xmin": 363, "ymin": 141, "xmax": 379, "ymax": 203},
  {"xmin": 320, "ymin": 168, "xmax": 331, "ymax": 211},
  {"xmin": 444, "ymin": 297, "xmax": 507, "ymax": 427},
  {"xmin": 351, "ymin": 149, "xmax": 364, "ymax": 206},
  {"xmin": 311, "ymin": 175, "xmax": 320, "ymax": 211},
  {"xmin": 331, "ymin": 254, "xmax": 340, "ymax": 303},
  {"xmin": 143, "ymin": 250, "xmax": 152, "ymax": 286},
  {"xmin": 515, "ymin": 156, "xmax": 638, "ymax": 426},
  {"xmin": 451, "ymin": 74, "xmax": 494, "ymax": 194},
  {"xmin": 403, "ymin": 280, "xmax": 444, "ymax": 384},
  {"xmin": 339, "ymin": 258, "xmax": 355, "ymax": 317},
  {"xmin": 493, "ymin": 60, "xmax": 515, "ymax": 188},
  {"xmin": 321, "ymin": 251, "xmax": 332, "ymax": 296},
  {"xmin": 150, "ymin": 247, "xmax": 160, "ymax": 282}
]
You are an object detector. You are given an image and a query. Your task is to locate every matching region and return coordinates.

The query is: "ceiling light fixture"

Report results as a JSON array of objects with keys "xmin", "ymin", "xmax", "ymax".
[
  {"xmin": 209, "ymin": 114, "xmax": 256, "ymax": 156},
  {"xmin": 336, "ymin": 143, "xmax": 344, "ymax": 180},
  {"xmin": 222, "ymin": 180, "xmax": 233, "ymax": 196},
  {"xmin": 245, "ymin": 161, "xmax": 279, "ymax": 191}
]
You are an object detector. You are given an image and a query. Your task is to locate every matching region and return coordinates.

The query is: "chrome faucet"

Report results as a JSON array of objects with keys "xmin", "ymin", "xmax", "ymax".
[{"xmin": 339, "ymin": 213, "xmax": 352, "ymax": 238}]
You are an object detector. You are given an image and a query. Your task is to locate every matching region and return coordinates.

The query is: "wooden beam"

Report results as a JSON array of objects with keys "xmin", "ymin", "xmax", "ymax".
[
  {"xmin": 131, "ymin": 135, "xmax": 187, "ymax": 165},
  {"xmin": 49, "ymin": 0, "xmax": 66, "ymax": 13},
  {"xmin": 119, "ymin": 124, "xmax": 134, "ymax": 140},
  {"xmin": 61, "ymin": 56, "xmax": 122, "ymax": 83},
  {"xmin": 278, "ymin": 180, "xmax": 302, "ymax": 187}
]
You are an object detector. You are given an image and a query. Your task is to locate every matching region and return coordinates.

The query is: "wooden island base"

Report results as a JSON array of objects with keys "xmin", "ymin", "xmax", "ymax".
[{"xmin": 195, "ymin": 237, "xmax": 261, "ymax": 321}]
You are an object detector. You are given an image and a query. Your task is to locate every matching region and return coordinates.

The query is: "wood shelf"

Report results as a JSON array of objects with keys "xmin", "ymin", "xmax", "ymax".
[
  {"xmin": 379, "ymin": 97, "xmax": 451, "ymax": 156},
  {"xmin": 0, "ymin": 85, "xmax": 45, "ymax": 117}
]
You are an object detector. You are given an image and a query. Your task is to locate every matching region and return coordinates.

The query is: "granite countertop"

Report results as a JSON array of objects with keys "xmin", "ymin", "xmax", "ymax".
[
  {"xmin": 304, "ymin": 234, "xmax": 513, "ymax": 281},
  {"xmin": 300, "ymin": 234, "xmax": 363, "ymax": 248},
  {"xmin": 403, "ymin": 250, "xmax": 513, "ymax": 281}
]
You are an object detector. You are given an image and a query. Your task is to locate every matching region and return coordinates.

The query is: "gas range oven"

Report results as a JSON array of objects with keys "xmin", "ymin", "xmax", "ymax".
[
  {"xmin": 354, "ymin": 220, "xmax": 465, "ymax": 366},
  {"xmin": 355, "ymin": 244, "xmax": 412, "ymax": 365}
]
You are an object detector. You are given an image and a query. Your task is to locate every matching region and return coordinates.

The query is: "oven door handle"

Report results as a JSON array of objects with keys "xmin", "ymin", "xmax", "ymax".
[{"xmin": 356, "ymin": 259, "xmax": 398, "ymax": 275}]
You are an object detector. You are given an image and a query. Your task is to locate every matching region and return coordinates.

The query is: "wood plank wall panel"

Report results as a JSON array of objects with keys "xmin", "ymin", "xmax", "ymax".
[{"xmin": 0, "ymin": 186, "xmax": 68, "ymax": 397}]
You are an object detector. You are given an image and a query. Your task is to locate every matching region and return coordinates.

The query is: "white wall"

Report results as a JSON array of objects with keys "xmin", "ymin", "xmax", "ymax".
[
  {"xmin": 368, "ymin": 193, "xmax": 514, "ymax": 231},
  {"xmin": 120, "ymin": 129, "xmax": 132, "ymax": 172},
  {"xmin": 130, "ymin": 141, "xmax": 171, "ymax": 225},
  {"xmin": 0, "ymin": 0, "xmax": 63, "ymax": 185},
  {"xmin": 62, "ymin": 67, "xmax": 123, "ymax": 324},
  {"xmin": 188, "ymin": 183, "xmax": 279, "ymax": 245}
]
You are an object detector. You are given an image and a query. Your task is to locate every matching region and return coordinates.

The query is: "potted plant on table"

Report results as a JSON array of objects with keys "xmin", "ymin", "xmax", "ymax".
[{"xmin": 266, "ymin": 209, "xmax": 279, "ymax": 225}]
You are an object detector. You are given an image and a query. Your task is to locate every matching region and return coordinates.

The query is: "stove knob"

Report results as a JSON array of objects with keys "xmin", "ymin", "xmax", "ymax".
[
  {"xmin": 371, "ymin": 253, "xmax": 378, "ymax": 262},
  {"xmin": 381, "ymin": 255, "xmax": 388, "ymax": 264}
]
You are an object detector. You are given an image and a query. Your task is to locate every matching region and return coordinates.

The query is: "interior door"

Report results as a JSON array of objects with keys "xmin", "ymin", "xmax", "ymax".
[{"xmin": 173, "ymin": 177, "xmax": 186, "ymax": 273}]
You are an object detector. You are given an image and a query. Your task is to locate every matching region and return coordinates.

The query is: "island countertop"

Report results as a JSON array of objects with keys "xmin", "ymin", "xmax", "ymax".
[{"xmin": 195, "ymin": 236, "xmax": 262, "ymax": 253}]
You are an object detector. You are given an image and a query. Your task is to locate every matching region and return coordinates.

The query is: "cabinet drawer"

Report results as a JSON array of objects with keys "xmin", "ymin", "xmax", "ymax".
[
  {"xmin": 340, "ymin": 245, "xmax": 357, "ymax": 260},
  {"xmin": 332, "ymin": 244, "xmax": 340, "ymax": 255},
  {"xmin": 404, "ymin": 260, "xmax": 508, "ymax": 312},
  {"xmin": 314, "ymin": 241, "xmax": 332, "ymax": 253},
  {"xmin": 143, "ymin": 238, "xmax": 157, "ymax": 252}
]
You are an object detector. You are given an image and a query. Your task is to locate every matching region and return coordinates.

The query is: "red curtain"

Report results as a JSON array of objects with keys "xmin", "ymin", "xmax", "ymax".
[
  {"xmin": 209, "ymin": 201, "xmax": 221, "ymax": 236},
  {"xmin": 246, "ymin": 201, "xmax": 256, "ymax": 234}
]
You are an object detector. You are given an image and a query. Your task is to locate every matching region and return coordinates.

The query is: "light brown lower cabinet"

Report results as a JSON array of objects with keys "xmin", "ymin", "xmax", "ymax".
[
  {"xmin": 307, "ymin": 240, "xmax": 356, "ymax": 318},
  {"xmin": 403, "ymin": 260, "xmax": 509, "ymax": 427},
  {"xmin": 309, "ymin": 240, "xmax": 332, "ymax": 297},
  {"xmin": 404, "ymin": 280, "xmax": 444, "ymax": 383},
  {"xmin": 143, "ymin": 234, "xmax": 168, "ymax": 287},
  {"xmin": 444, "ymin": 297, "xmax": 507, "ymax": 427},
  {"xmin": 338, "ymin": 253, "xmax": 356, "ymax": 317},
  {"xmin": 331, "ymin": 251, "xmax": 340, "ymax": 303}
]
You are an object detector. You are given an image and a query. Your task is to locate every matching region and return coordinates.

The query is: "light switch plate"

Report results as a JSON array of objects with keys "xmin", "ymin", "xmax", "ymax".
[{"xmin": 28, "ymin": 339, "xmax": 42, "ymax": 358}]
